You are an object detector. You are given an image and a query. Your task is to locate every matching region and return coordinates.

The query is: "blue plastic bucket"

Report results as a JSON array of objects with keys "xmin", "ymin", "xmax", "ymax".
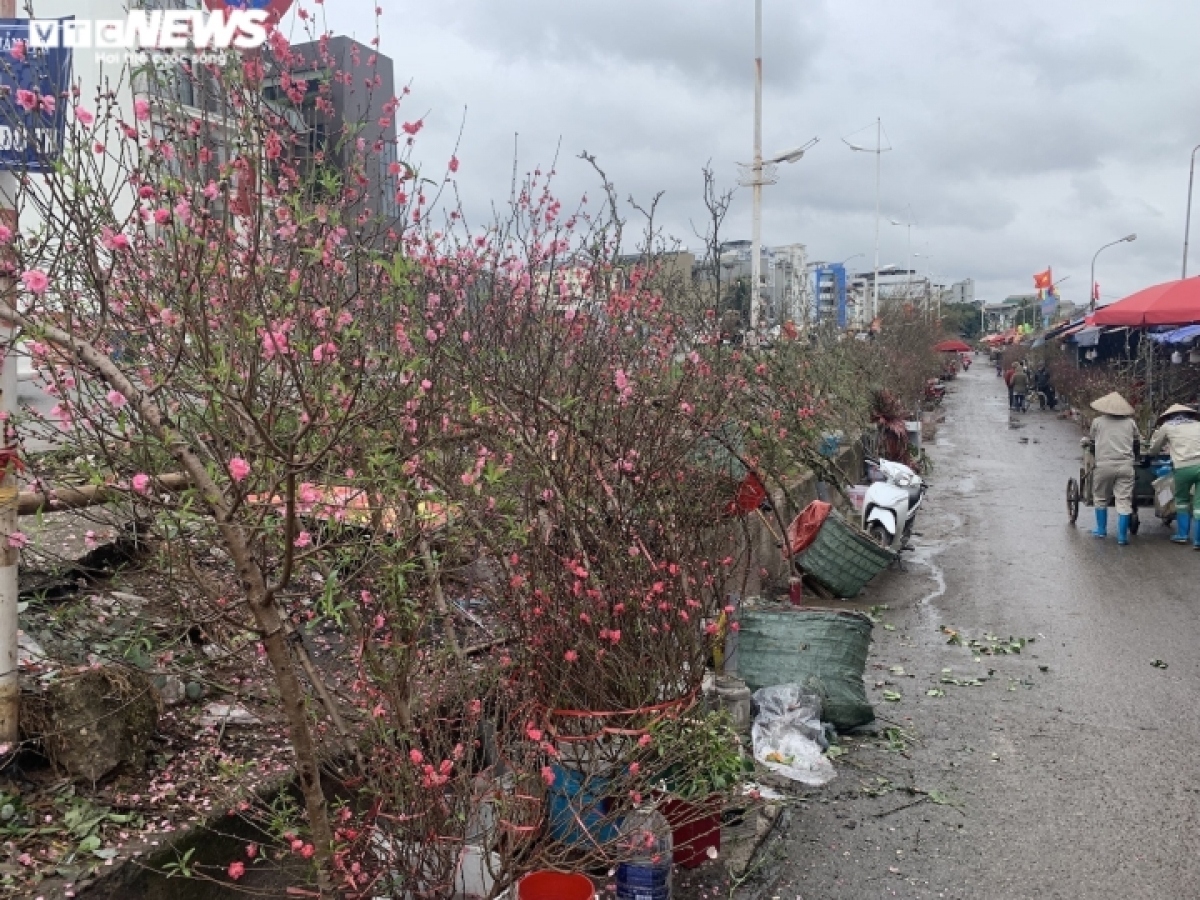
[{"xmin": 547, "ymin": 764, "xmax": 617, "ymax": 846}]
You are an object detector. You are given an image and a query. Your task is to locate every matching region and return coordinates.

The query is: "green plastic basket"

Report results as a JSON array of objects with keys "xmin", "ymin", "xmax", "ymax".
[{"xmin": 793, "ymin": 508, "xmax": 896, "ymax": 598}]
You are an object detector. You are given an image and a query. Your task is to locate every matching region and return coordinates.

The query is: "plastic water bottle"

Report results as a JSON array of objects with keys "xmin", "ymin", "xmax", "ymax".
[{"xmin": 615, "ymin": 806, "xmax": 672, "ymax": 900}]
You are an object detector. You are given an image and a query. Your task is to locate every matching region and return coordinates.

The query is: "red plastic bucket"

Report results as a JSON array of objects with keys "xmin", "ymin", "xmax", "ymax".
[{"xmin": 518, "ymin": 871, "xmax": 595, "ymax": 900}]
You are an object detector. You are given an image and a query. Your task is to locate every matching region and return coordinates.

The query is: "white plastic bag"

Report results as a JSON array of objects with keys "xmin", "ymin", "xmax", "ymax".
[{"xmin": 751, "ymin": 684, "xmax": 836, "ymax": 786}]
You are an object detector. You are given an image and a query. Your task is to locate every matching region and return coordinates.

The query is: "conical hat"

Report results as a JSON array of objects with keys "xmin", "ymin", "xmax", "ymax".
[
  {"xmin": 1156, "ymin": 403, "xmax": 1200, "ymax": 425},
  {"xmin": 1091, "ymin": 392, "xmax": 1135, "ymax": 417}
]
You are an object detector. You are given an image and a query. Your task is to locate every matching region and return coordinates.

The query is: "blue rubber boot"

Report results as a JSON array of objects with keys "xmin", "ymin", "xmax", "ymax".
[
  {"xmin": 1091, "ymin": 508, "xmax": 1108, "ymax": 538},
  {"xmin": 1172, "ymin": 512, "xmax": 1192, "ymax": 544},
  {"xmin": 1193, "ymin": 515, "xmax": 1200, "ymax": 550},
  {"xmin": 1117, "ymin": 514, "xmax": 1131, "ymax": 546}
]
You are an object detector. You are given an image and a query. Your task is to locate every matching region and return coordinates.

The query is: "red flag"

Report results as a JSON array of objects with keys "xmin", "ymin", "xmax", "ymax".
[
  {"xmin": 1092, "ymin": 280, "xmax": 1100, "ymax": 302},
  {"xmin": 1033, "ymin": 268, "xmax": 1052, "ymax": 290}
]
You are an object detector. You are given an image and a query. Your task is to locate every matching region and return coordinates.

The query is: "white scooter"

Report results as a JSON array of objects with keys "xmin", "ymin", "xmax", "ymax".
[{"xmin": 862, "ymin": 458, "xmax": 927, "ymax": 550}]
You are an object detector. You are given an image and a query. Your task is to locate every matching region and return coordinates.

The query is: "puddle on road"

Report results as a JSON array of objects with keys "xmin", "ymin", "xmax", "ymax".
[
  {"xmin": 907, "ymin": 539, "xmax": 948, "ymax": 608},
  {"xmin": 905, "ymin": 509, "xmax": 963, "ymax": 615}
]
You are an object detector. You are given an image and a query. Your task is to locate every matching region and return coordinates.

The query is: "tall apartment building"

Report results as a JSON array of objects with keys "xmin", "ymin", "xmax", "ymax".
[
  {"xmin": 948, "ymin": 278, "xmax": 975, "ymax": 305},
  {"xmin": 716, "ymin": 240, "xmax": 810, "ymax": 326},
  {"xmin": 18, "ymin": 2, "xmax": 400, "ymax": 231},
  {"xmin": 264, "ymin": 35, "xmax": 401, "ymax": 228}
]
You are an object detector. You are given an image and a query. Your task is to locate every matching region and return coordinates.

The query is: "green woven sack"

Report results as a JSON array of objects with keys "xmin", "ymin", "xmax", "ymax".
[
  {"xmin": 793, "ymin": 509, "xmax": 895, "ymax": 599},
  {"xmin": 738, "ymin": 608, "xmax": 874, "ymax": 730}
]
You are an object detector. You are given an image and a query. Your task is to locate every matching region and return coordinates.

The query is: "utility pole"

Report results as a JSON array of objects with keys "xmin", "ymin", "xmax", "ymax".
[
  {"xmin": 843, "ymin": 121, "xmax": 889, "ymax": 324},
  {"xmin": 1183, "ymin": 143, "xmax": 1200, "ymax": 279},
  {"xmin": 872, "ymin": 117, "xmax": 881, "ymax": 322},
  {"xmin": 749, "ymin": 0, "xmax": 764, "ymax": 343},
  {"xmin": 0, "ymin": 0, "xmax": 21, "ymax": 747}
]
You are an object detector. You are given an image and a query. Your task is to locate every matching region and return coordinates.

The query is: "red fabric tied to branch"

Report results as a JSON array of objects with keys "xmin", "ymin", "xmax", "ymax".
[
  {"xmin": 0, "ymin": 448, "xmax": 23, "ymax": 477},
  {"xmin": 725, "ymin": 471, "xmax": 767, "ymax": 517},
  {"xmin": 786, "ymin": 500, "xmax": 832, "ymax": 556}
]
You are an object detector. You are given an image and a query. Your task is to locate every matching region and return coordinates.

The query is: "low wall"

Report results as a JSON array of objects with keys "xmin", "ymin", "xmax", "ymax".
[{"xmin": 729, "ymin": 439, "xmax": 866, "ymax": 602}]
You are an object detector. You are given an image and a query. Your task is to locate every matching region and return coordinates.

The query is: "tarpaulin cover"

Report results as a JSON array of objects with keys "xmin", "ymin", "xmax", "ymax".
[
  {"xmin": 1093, "ymin": 277, "xmax": 1200, "ymax": 327},
  {"xmin": 786, "ymin": 500, "xmax": 832, "ymax": 556},
  {"xmin": 1045, "ymin": 318, "xmax": 1083, "ymax": 339},
  {"xmin": 1148, "ymin": 324, "xmax": 1200, "ymax": 345}
]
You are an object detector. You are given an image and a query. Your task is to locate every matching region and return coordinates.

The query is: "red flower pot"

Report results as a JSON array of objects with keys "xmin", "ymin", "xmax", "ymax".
[{"xmin": 661, "ymin": 796, "xmax": 722, "ymax": 868}]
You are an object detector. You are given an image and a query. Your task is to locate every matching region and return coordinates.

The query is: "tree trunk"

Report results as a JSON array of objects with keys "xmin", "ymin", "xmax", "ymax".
[{"xmin": 27, "ymin": 321, "xmax": 337, "ymax": 893}]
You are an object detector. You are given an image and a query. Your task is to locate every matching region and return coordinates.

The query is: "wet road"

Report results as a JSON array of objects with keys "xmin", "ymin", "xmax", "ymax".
[{"xmin": 760, "ymin": 362, "xmax": 1200, "ymax": 900}]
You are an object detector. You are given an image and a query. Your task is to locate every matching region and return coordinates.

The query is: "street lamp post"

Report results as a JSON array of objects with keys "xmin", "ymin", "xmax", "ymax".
[
  {"xmin": 890, "ymin": 217, "xmax": 914, "ymax": 300},
  {"xmin": 914, "ymin": 251, "xmax": 933, "ymax": 320},
  {"xmin": 1089, "ymin": 233, "xmax": 1137, "ymax": 312},
  {"xmin": 844, "ymin": 119, "xmax": 890, "ymax": 323},
  {"xmin": 1183, "ymin": 144, "xmax": 1200, "ymax": 279},
  {"xmin": 743, "ymin": 0, "xmax": 817, "ymax": 343},
  {"xmin": 749, "ymin": 0, "xmax": 763, "ymax": 340}
]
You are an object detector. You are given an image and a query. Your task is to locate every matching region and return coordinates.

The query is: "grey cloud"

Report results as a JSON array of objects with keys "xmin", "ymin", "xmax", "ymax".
[
  {"xmin": 311, "ymin": 0, "xmax": 1200, "ymax": 307},
  {"xmin": 430, "ymin": 0, "xmax": 827, "ymax": 88}
]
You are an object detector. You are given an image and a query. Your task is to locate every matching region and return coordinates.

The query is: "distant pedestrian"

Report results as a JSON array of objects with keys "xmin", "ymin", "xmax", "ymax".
[
  {"xmin": 1146, "ymin": 403, "xmax": 1200, "ymax": 547},
  {"xmin": 719, "ymin": 307, "xmax": 743, "ymax": 345},
  {"xmin": 1033, "ymin": 363, "xmax": 1054, "ymax": 409},
  {"xmin": 1088, "ymin": 392, "xmax": 1140, "ymax": 545},
  {"xmin": 1004, "ymin": 364, "xmax": 1016, "ymax": 408},
  {"xmin": 1011, "ymin": 364, "xmax": 1029, "ymax": 412}
]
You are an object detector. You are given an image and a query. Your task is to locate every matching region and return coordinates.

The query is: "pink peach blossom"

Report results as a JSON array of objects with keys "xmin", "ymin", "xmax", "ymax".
[{"xmin": 21, "ymin": 270, "xmax": 48, "ymax": 294}]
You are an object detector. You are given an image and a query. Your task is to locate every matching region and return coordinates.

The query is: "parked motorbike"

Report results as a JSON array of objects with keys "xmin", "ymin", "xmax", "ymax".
[
  {"xmin": 924, "ymin": 378, "xmax": 946, "ymax": 406},
  {"xmin": 862, "ymin": 457, "xmax": 927, "ymax": 549}
]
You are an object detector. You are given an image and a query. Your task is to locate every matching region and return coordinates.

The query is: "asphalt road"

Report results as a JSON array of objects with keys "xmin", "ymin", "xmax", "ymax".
[{"xmin": 754, "ymin": 361, "xmax": 1200, "ymax": 900}]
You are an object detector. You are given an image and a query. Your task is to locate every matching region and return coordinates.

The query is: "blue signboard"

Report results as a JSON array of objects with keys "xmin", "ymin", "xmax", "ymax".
[{"xmin": 0, "ymin": 19, "xmax": 71, "ymax": 173}]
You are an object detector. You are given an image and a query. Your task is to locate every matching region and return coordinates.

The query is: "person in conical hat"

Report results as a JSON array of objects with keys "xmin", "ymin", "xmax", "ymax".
[
  {"xmin": 1087, "ymin": 392, "xmax": 1140, "ymax": 544},
  {"xmin": 1147, "ymin": 403, "xmax": 1200, "ymax": 547},
  {"xmin": 1090, "ymin": 392, "xmax": 1136, "ymax": 417}
]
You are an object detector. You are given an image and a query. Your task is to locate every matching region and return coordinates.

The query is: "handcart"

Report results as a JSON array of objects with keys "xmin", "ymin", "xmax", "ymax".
[{"xmin": 1066, "ymin": 440, "xmax": 1174, "ymax": 534}]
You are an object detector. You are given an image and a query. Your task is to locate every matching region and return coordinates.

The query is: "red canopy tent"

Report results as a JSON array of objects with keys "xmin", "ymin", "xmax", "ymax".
[
  {"xmin": 934, "ymin": 339, "xmax": 972, "ymax": 352},
  {"xmin": 1092, "ymin": 277, "xmax": 1200, "ymax": 327}
]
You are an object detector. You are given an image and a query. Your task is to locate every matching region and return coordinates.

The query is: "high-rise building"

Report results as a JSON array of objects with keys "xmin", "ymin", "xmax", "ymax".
[
  {"xmin": 263, "ymin": 35, "xmax": 401, "ymax": 228},
  {"xmin": 948, "ymin": 278, "xmax": 975, "ymax": 305}
]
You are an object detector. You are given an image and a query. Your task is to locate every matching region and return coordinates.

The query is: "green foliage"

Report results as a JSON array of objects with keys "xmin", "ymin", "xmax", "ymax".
[
  {"xmin": 162, "ymin": 847, "xmax": 198, "ymax": 879},
  {"xmin": 647, "ymin": 709, "xmax": 754, "ymax": 800},
  {"xmin": 940, "ymin": 302, "xmax": 982, "ymax": 340}
]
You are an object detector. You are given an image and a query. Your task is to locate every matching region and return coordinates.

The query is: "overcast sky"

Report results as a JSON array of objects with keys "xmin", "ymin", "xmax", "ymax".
[{"xmin": 288, "ymin": 0, "xmax": 1200, "ymax": 308}]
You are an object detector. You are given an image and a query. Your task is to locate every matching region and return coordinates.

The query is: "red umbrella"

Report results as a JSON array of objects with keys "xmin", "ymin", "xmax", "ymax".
[
  {"xmin": 1092, "ymin": 277, "xmax": 1200, "ymax": 327},
  {"xmin": 934, "ymin": 339, "xmax": 972, "ymax": 352}
]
